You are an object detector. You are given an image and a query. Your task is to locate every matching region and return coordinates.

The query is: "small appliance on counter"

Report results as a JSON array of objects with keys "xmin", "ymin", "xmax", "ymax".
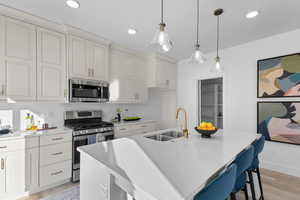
[{"xmin": 64, "ymin": 110, "xmax": 114, "ymax": 182}]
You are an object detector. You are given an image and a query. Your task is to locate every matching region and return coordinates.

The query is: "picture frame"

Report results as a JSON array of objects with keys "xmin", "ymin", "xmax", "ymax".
[
  {"xmin": 257, "ymin": 53, "xmax": 300, "ymax": 98},
  {"xmin": 257, "ymin": 101, "xmax": 300, "ymax": 145}
]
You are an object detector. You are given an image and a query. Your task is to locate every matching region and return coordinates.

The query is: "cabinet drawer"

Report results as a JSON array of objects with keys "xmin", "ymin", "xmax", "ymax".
[
  {"xmin": 40, "ymin": 132, "xmax": 72, "ymax": 146},
  {"xmin": 40, "ymin": 160, "xmax": 71, "ymax": 187},
  {"xmin": 135, "ymin": 123, "xmax": 156, "ymax": 132},
  {"xmin": 0, "ymin": 139, "xmax": 25, "ymax": 152},
  {"xmin": 40, "ymin": 142, "xmax": 72, "ymax": 166}
]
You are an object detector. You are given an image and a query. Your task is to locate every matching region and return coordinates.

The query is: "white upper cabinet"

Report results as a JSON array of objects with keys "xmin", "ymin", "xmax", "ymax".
[
  {"xmin": 37, "ymin": 28, "xmax": 67, "ymax": 102},
  {"xmin": 68, "ymin": 34, "xmax": 109, "ymax": 81},
  {"xmin": 0, "ymin": 16, "xmax": 36, "ymax": 101},
  {"xmin": 68, "ymin": 35, "xmax": 87, "ymax": 79},
  {"xmin": 109, "ymin": 46, "xmax": 148, "ymax": 103},
  {"xmin": 148, "ymin": 54, "xmax": 177, "ymax": 90},
  {"xmin": 87, "ymin": 41, "xmax": 109, "ymax": 81}
]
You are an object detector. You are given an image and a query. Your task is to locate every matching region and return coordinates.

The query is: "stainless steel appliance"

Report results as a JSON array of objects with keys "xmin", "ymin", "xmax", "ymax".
[
  {"xmin": 64, "ymin": 110, "xmax": 114, "ymax": 182},
  {"xmin": 69, "ymin": 78, "xmax": 109, "ymax": 102}
]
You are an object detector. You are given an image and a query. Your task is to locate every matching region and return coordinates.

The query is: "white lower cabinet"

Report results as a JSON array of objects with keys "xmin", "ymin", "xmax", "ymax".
[
  {"xmin": 0, "ymin": 130, "xmax": 72, "ymax": 199},
  {"xmin": 0, "ymin": 150, "xmax": 26, "ymax": 199},
  {"xmin": 114, "ymin": 122, "xmax": 157, "ymax": 138},
  {"xmin": 39, "ymin": 131, "xmax": 72, "ymax": 188}
]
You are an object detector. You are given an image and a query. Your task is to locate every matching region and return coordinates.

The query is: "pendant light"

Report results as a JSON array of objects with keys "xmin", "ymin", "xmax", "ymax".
[
  {"xmin": 211, "ymin": 8, "xmax": 224, "ymax": 73},
  {"xmin": 151, "ymin": 0, "xmax": 173, "ymax": 52},
  {"xmin": 189, "ymin": 0, "xmax": 206, "ymax": 64}
]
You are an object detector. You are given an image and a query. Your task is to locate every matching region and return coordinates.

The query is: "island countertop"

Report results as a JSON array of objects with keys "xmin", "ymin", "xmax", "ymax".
[{"xmin": 78, "ymin": 129, "xmax": 260, "ymax": 200}]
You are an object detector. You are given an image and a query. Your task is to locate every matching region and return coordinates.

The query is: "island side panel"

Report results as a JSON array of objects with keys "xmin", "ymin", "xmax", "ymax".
[{"xmin": 80, "ymin": 152, "xmax": 128, "ymax": 200}]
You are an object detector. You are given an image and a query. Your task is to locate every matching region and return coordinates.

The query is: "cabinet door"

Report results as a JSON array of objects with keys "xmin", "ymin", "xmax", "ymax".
[
  {"xmin": 25, "ymin": 148, "xmax": 39, "ymax": 191},
  {"xmin": 0, "ymin": 151, "xmax": 25, "ymax": 196},
  {"xmin": 0, "ymin": 16, "xmax": 5, "ymax": 101},
  {"xmin": 2, "ymin": 17, "xmax": 36, "ymax": 101},
  {"xmin": 87, "ymin": 41, "xmax": 109, "ymax": 81},
  {"xmin": 156, "ymin": 58, "xmax": 169, "ymax": 88},
  {"xmin": 166, "ymin": 61, "xmax": 177, "ymax": 90},
  {"xmin": 69, "ymin": 35, "xmax": 88, "ymax": 78},
  {"xmin": 37, "ymin": 28, "xmax": 67, "ymax": 101},
  {"xmin": 156, "ymin": 58, "xmax": 177, "ymax": 90}
]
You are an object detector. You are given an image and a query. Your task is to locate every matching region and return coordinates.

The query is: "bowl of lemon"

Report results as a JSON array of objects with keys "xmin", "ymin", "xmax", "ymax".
[{"xmin": 195, "ymin": 122, "xmax": 218, "ymax": 138}]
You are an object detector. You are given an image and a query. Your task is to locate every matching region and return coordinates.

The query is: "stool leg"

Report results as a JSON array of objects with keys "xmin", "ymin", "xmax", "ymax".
[
  {"xmin": 243, "ymin": 185, "xmax": 249, "ymax": 200},
  {"xmin": 256, "ymin": 167, "xmax": 264, "ymax": 200},
  {"xmin": 248, "ymin": 171, "xmax": 256, "ymax": 200}
]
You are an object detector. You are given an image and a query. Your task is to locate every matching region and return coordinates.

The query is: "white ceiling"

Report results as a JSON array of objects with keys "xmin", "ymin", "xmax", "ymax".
[{"xmin": 0, "ymin": 0, "xmax": 300, "ymax": 60}]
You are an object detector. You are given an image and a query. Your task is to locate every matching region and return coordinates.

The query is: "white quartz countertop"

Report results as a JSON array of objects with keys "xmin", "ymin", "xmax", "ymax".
[
  {"xmin": 0, "ymin": 127, "xmax": 72, "ymax": 141},
  {"xmin": 113, "ymin": 119, "xmax": 156, "ymax": 127},
  {"xmin": 78, "ymin": 128, "xmax": 259, "ymax": 200}
]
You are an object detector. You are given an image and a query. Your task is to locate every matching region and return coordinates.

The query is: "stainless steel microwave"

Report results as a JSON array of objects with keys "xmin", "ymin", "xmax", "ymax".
[{"xmin": 69, "ymin": 78, "xmax": 109, "ymax": 102}]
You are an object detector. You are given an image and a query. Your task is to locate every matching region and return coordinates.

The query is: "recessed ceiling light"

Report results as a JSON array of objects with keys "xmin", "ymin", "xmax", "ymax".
[
  {"xmin": 246, "ymin": 10, "xmax": 259, "ymax": 19},
  {"xmin": 128, "ymin": 28, "xmax": 137, "ymax": 35},
  {"xmin": 66, "ymin": 0, "xmax": 80, "ymax": 9}
]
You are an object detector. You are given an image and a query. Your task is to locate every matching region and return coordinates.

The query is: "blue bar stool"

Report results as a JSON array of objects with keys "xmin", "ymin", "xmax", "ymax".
[
  {"xmin": 230, "ymin": 146, "xmax": 255, "ymax": 200},
  {"xmin": 248, "ymin": 136, "xmax": 265, "ymax": 200},
  {"xmin": 194, "ymin": 164, "xmax": 237, "ymax": 200}
]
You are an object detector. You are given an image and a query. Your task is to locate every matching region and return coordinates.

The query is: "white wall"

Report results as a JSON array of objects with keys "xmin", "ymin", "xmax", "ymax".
[
  {"xmin": 177, "ymin": 29, "xmax": 300, "ymax": 177},
  {"xmin": 0, "ymin": 89, "xmax": 172, "ymax": 130}
]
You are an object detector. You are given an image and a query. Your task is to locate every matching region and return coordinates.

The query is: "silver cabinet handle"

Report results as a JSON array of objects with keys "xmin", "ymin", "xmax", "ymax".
[
  {"xmin": 119, "ymin": 128, "xmax": 127, "ymax": 131},
  {"xmin": 51, "ymin": 170, "xmax": 63, "ymax": 176},
  {"xmin": 0, "ymin": 146, "xmax": 7, "ymax": 149},
  {"xmin": 52, "ymin": 152, "xmax": 63, "ymax": 156},
  {"xmin": 88, "ymin": 69, "xmax": 91, "ymax": 77},
  {"xmin": 52, "ymin": 137, "xmax": 63, "ymax": 141},
  {"xmin": 1, "ymin": 158, "xmax": 4, "ymax": 170},
  {"xmin": 92, "ymin": 69, "xmax": 94, "ymax": 77}
]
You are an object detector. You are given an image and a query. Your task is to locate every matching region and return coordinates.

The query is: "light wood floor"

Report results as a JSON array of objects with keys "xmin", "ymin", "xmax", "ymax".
[{"xmin": 19, "ymin": 168, "xmax": 300, "ymax": 200}]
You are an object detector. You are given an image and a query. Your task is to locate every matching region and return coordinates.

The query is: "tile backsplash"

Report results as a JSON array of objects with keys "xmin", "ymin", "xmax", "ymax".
[{"xmin": 0, "ymin": 89, "xmax": 169, "ymax": 131}]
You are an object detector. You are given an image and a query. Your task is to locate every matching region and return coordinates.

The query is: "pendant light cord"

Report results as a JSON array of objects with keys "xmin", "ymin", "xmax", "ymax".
[
  {"xmin": 161, "ymin": 0, "xmax": 164, "ymax": 24},
  {"xmin": 216, "ymin": 15, "xmax": 220, "ymax": 57},
  {"xmin": 196, "ymin": 0, "xmax": 199, "ymax": 46}
]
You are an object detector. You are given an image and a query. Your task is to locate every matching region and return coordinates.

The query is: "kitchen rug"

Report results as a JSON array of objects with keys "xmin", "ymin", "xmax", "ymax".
[{"xmin": 41, "ymin": 185, "xmax": 79, "ymax": 200}]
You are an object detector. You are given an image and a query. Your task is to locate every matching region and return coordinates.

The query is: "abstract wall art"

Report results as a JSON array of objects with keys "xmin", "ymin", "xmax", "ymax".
[
  {"xmin": 257, "ymin": 102, "xmax": 300, "ymax": 145},
  {"xmin": 257, "ymin": 53, "xmax": 300, "ymax": 98}
]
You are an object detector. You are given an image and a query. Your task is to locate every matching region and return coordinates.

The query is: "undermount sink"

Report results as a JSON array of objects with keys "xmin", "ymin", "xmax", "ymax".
[
  {"xmin": 161, "ymin": 131, "xmax": 183, "ymax": 138},
  {"xmin": 144, "ymin": 131, "xmax": 183, "ymax": 142}
]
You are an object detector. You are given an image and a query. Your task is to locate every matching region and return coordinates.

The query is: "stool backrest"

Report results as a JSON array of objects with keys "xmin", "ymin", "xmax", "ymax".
[
  {"xmin": 253, "ymin": 136, "xmax": 265, "ymax": 157},
  {"xmin": 194, "ymin": 164, "xmax": 237, "ymax": 200},
  {"xmin": 234, "ymin": 146, "xmax": 254, "ymax": 177}
]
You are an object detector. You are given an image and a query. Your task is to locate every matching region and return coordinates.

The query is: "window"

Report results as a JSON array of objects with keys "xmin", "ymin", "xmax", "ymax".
[{"xmin": 0, "ymin": 110, "xmax": 13, "ymax": 129}]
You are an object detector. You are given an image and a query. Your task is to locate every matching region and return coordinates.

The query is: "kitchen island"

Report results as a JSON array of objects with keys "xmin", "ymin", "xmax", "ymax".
[{"xmin": 78, "ymin": 129, "xmax": 259, "ymax": 200}]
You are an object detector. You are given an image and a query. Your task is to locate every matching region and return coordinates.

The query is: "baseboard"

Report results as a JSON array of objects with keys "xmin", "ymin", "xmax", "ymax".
[
  {"xmin": 261, "ymin": 161, "xmax": 300, "ymax": 178},
  {"xmin": 27, "ymin": 178, "xmax": 71, "ymax": 195}
]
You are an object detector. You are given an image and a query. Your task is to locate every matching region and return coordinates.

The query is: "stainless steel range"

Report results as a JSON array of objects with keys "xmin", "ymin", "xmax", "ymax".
[{"xmin": 64, "ymin": 110, "xmax": 114, "ymax": 182}]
